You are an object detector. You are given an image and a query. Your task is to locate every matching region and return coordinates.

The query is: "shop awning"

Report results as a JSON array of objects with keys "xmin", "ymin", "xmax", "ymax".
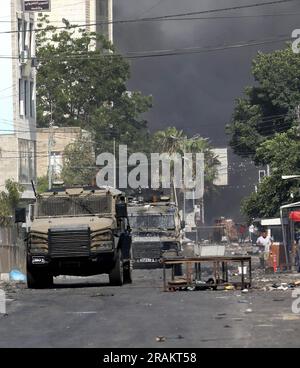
[{"xmin": 289, "ymin": 211, "xmax": 300, "ymax": 222}]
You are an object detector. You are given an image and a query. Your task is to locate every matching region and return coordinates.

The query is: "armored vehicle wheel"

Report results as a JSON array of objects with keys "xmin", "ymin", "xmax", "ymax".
[
  {"xmin": 123, "ymin": 260, "xmax": 133, "ymax": 284},
  {"xmin": 109, "ymin": 249, "xmax": 124, "ymax": 286},
  {"xmin": 27, "ymin": 270, "xmax": 53, "ymax": 289}
]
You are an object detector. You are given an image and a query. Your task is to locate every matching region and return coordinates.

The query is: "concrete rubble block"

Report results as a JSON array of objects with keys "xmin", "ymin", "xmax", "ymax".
[{"xmin": 0, "ymin": 274, "xmax": 10, "ymax": 282}]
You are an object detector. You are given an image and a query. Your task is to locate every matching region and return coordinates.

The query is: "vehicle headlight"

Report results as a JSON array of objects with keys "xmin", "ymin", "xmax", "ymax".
[
  {"xmin": 91, "ymin": 231, "xmax": 113, "ymax": 251},
  {"xmin": 92, "ymin": 231, "xmax": 113, "ymax": 242},
  {"xmin": 30, "ymin": 234, "xmax": 48, "ymax": 253}
]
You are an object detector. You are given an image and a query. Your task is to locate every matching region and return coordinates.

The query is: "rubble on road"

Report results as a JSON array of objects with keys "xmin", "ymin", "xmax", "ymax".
[
  {"xmin": 0, "ymin": 280, "xmax": 26, "ymax": 294},
  {"xmin": 222, "ymin": 241, "xmax": 300, "ymax": 292},
  {"xmin": 166, "ymin": 241, "xmax": 300, "ymax": 293}
]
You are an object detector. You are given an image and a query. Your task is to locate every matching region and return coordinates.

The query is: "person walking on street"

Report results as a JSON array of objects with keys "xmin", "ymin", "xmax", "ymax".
[
  {"xmin": 256, "ymin": 231, "xmax": 273, "ymax": 269},
  {"xmin": 249, "ymin": 224, "xmax": 256, "ymax": 245}
]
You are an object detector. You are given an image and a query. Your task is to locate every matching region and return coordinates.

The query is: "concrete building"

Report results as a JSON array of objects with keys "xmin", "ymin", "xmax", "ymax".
[
  {"xmin": 0, "ymin": 0, "xmax": 37, "ymax": 198},
  {"xmin": 40, "ymin": 0, "xmax": 113, "ymax": 42},
  {"xmin": 36, "ymin": 127, "xmax": 91, "ymax": 179},
  {"xmin": 212, "ymin": 148, "xmax": 228, "ymax": 186}
]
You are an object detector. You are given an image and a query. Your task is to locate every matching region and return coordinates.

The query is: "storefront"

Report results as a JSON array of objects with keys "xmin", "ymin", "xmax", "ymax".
[{"xmin": 280, "ymin": 202, "xmax": 300, "ymax": 271}]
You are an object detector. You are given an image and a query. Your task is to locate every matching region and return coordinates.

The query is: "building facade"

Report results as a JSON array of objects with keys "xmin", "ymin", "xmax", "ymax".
[
  {"xmin": 0, "ymin": 0, "xmax": 37, "ymax": 198},
  {"xmin": 212, "ymin": 148, "xmax": 228, "ymax": 186},
  {"xmin": 41, "ymin": 0, "xmax": 113, "ymax": 42},
  {"xmin": 36, "ymin": 127, "xmax": 91, "ymax": 180}
]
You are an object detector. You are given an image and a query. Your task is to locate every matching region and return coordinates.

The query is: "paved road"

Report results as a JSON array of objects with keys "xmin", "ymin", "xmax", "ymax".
[{"xmin": 0, "ymin": 270, "xmax": 299, "ymax": 348}]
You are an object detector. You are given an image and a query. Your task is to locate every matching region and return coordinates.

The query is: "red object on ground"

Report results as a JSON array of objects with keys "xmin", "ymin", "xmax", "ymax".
[{"xmin": 289, "ymin": 211, "xmax": 300, "ymax": 222}]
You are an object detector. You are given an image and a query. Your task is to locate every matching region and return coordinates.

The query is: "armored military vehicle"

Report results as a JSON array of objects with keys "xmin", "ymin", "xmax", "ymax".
[
  {"xmin": 17, "ymin": 187, "xmax": 132, "ymax": 288},
  {"xmin": 127, "ymin": 199, "xmax": 183, "ymax": 268}
]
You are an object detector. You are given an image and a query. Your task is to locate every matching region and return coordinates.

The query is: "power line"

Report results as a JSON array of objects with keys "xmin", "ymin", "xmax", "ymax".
[
  {"xmin": 137, "ymin": 0, "xmax": 299, "ymax": 20},
  {"xmin": 0, "ymin": 35, "xmax": 292, "ymax": 61},
  {"xmin": 0, "ymin": 0, "xmax": 297, "ymax": 34},
  {"xmin": 2, "ymin": 11, "xmax": 300, "ymax": 24}
]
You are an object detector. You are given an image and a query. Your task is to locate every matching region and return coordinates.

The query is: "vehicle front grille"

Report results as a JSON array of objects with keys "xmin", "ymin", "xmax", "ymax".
[
  {"xmin": 49, "ymin": 226, "xmax": 90, "ymax": 258},
  {"xmin": 132, "ymin": 241, "xmax": 162, "ymax": 260}
]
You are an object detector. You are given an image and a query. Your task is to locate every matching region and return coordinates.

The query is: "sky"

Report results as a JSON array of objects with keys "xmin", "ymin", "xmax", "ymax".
[{"xmin": 113, "ymin": 0, "xmax": 300, "ymax": 146}]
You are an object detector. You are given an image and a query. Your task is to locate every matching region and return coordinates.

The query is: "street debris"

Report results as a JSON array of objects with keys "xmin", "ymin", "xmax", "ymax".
[
  {"xmin": 91, "ymin": 293, "xmax": 114, "ymax": 298},
  {"xmin": 155, "ymin": 335, "xmax": 184, "ymax": 343}
]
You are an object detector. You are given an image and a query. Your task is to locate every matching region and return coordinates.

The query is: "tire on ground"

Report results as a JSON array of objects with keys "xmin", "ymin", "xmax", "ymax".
[
  {"xmin": 27, "ymin": 269, "xmax": 53, "ymax": 289},
  {"xmin": 123, "ymin": 260, "xmax": 133, "ymax": 284},
  {"xmin": 109, "ymin": 249, "xmax": 124, "ymax": 286}
]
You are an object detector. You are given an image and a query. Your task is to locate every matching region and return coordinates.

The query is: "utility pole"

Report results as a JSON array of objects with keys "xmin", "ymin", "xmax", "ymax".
[
  {"xmin": 48, "ymin": 104, "xmax": 54, "ymax": 190},
  {"xmin": 113, "ymin": 136, "xmax": 116, "ymax": 189},
  {"xmin": 109, "ymin": 124, "xmax": 117, "ymax": 189}
]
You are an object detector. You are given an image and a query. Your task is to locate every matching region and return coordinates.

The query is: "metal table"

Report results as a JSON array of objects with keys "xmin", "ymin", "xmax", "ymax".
[{"xmin": 162, "ymin": 256, "xmax": 252, "ymax": 291}]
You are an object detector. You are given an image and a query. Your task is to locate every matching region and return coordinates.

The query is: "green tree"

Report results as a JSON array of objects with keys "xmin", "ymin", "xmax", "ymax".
[
  {"xmin": 37, "ymin": 176, "xmax": 49, "ymax": 194},
  {"xmin": 61, "ymin": 137, "xmax": 96, "ymax": 186},
  {"xmin": 90, "ymin": 91, "xmax": 152, "ymax": 155},
  {"xmin": 227, "ymin": 46, "xmax": 300, "ymax": 160},
  {"xmin": 242, "ymin": 128, "xmax": 300, "ymax": 219},
  {"xmin": 36, "ymin": 16, "xmax": 152, "ymax": 153},
  {"xmin": 152, "ymin": 127, "xmax": 220, "ymax": 191},
  {"xmin": 0, "ymin": 180, "xmax": 24, "ymax": 225},
  {"xmin": 227, "ymin": 45, "xmax": 300, "ymax": 220},
  {"xmin": 242, "ymin": 174, "xmax": 300, "ymax": 220},
  {"xmin": 152, "ymin": 127, "xmax": 186, "ymax": 154}
]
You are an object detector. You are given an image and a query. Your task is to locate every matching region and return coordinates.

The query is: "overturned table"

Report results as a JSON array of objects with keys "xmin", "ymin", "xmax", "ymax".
[{"xmin": 162, "ymin": 255, "xmax": 252, "ymax": 291}]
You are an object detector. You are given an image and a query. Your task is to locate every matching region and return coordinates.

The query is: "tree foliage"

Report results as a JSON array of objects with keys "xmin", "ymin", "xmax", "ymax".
[
  {"xmin": 227, "ymin": 46, "xmax": 300, "ymax": 161},
  {"xmin": 36, "ymin": 15, "xmax": 152, "ymax": 154},
  {"xmin": 152, "ymin": 127, "xmax": 220, "ymax": 192},
  {"xmin": 0, "ymin": 180, "xmax": 24, "ymax": 225},
  {"xmin": 242, "ymin": 128, "xmax": 300, "ymax": 219},
  {"xmin": 227, "ymin": 45, "xmax": 300, "ymax": 220},
  {"xmin": 37, "ymin": 176, "xmax": 49, "ymax": 194},
  {"xmin": 61, "ymin": 137, "xmax": 96, "ymax": 186}
]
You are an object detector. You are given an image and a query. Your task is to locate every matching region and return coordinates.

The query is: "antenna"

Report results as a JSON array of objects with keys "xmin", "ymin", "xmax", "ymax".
[{"xmin": 31, "ymin": 179, "xmax": 37, "ymax": 198}]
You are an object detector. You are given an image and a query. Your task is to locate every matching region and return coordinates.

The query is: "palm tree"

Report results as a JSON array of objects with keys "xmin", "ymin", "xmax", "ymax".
[{"xmin": 153, "ymin": 127, "xmax": 186, "ymax": 155}]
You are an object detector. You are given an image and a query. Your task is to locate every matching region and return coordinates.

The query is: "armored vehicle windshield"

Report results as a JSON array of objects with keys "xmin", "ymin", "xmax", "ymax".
[
  {"xmin": 36, "ymin": 194, "xmax": 112, "ymax": 218},
  {"xmin": 129, "ymin": 213, "xmax": 175, "ymax": 230}
]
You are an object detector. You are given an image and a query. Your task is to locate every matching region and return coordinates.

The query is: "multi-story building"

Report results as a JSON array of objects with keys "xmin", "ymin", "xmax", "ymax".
[
  {"xmin": 212, "ymin": 148, "xmax": 228, "ymax": 186},
  {"xmin": 40, "ymin": 0, "xmax": 113, "ymax": 42},
  {"xmin": 0, "ymin": 0, "xmax": 37, "ymax": 199},
  {"xmin": 36, "ymin": 127, "xmax": 91, "ymax": 180}
]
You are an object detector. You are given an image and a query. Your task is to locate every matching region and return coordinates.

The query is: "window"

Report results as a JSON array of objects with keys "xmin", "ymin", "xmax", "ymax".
[
  {"xmin": 18, "ymin": 19, "xmax": 23, "ymax": 53},
  {"xmin": 96, "ymin": 0, "xmax": 109, "ymax": 38},
  {"xmin": 30, "ymin": 81, "xmax": 34, "ymax": 117},
  {"xmin": 99, "ymin": 0, "xmax": 108, "ymax": 18},
  {"xmin": 24, "ymin": 80, "xmax": 28, "ymax": 117},
  {"xmin": 23, "ymin": 21, "xmax": 27, "ymax": 52},
  {"xmin": 19, "ymin": 140, "xmax": 35, "ymax": 184},
  {"xmin": 19, "ymin": 79, "xmax": 24, "ymax": 116},
  {"xmin": 29, "ymin": 22, "xmax": 33, "ymax": 56},
  {"xmin": 259, "ymin": 170, "xmax": 266, "ymax": 183}
]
